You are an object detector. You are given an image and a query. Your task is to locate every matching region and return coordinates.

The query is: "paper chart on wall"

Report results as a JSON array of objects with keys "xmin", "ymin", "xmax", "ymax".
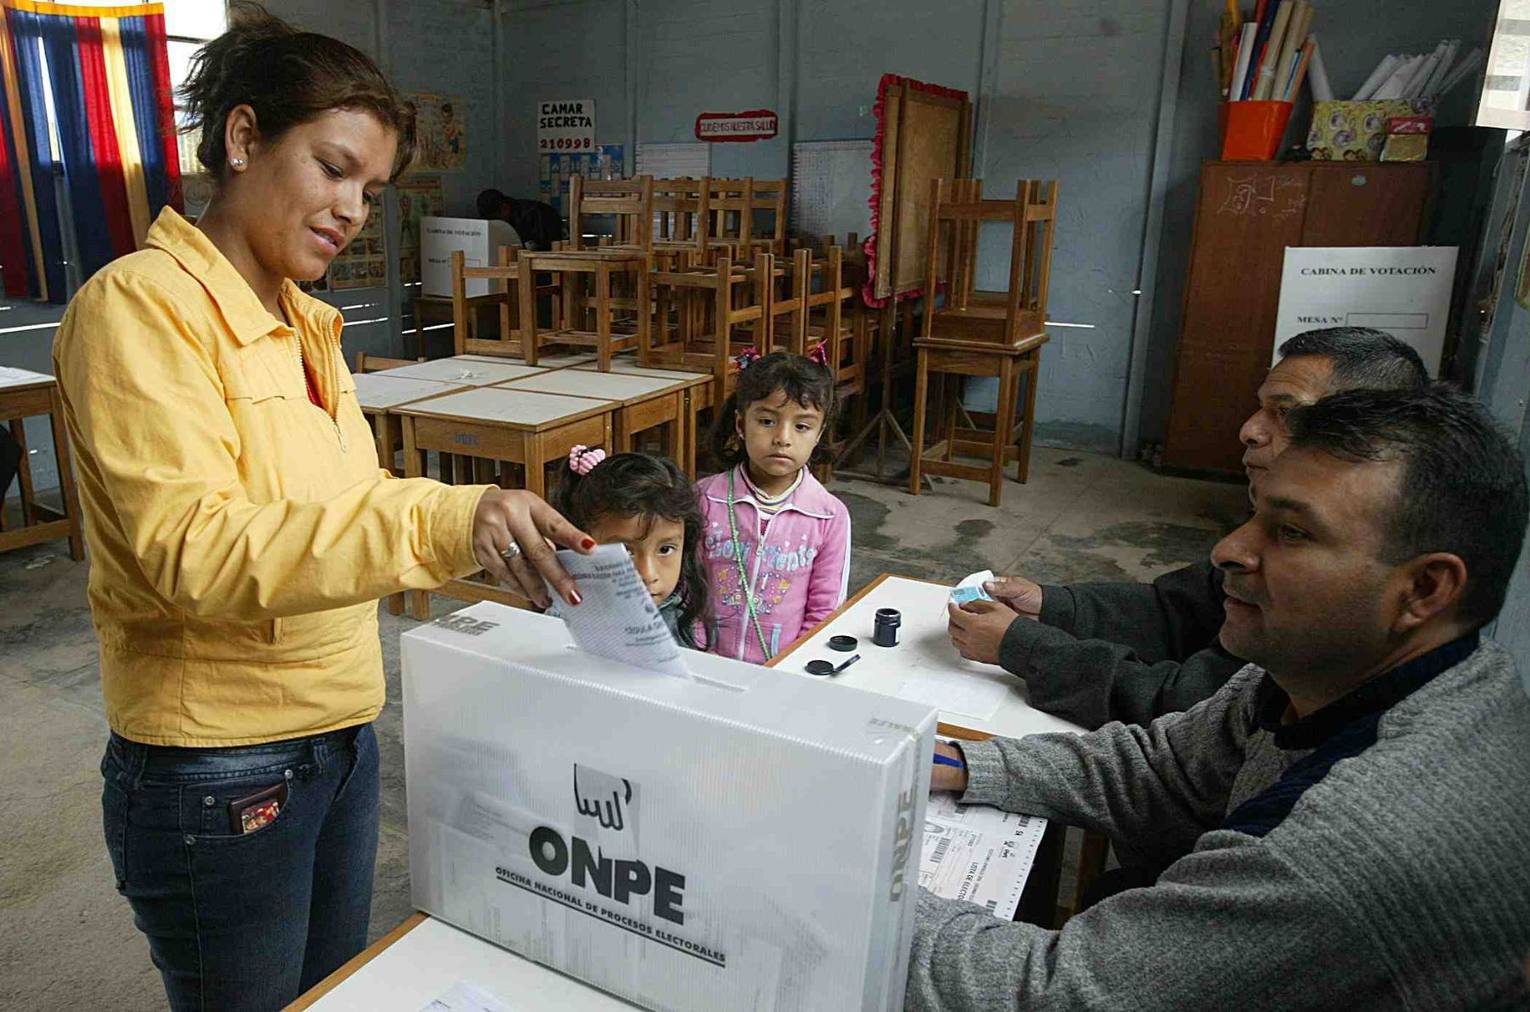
[
  {"xmin": 636, "ymin": 142, "xmax": 711, "ymax": 179},
  {"xmin": 407, "ymin": 92, "xmax": 468, "ymax": 172},
  {"xmin": 791, "ymin": 140, "xmax": 873, "ymax": 241}
]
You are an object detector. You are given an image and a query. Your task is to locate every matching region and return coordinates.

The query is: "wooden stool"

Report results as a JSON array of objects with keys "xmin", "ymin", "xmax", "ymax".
[
  {"xmin": 0, "ymin": 369, "xmax": 83, "ymax": 561},
  {"xmin": 909, "ymin": 332, "xmax": 1047, "ymax": 506},
  {"xmin": 396, "ymin": 386, "xmax": 615, "ymax": 619},
  {"xmin": 908, "ymin": 177, "xmax": 1058, "ymax": 506}
]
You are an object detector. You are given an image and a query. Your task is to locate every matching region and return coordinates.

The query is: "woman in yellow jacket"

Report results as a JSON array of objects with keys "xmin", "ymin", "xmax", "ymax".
[{"xmin": 53, "ymin": 6, "xmax": 591, "ymax": 1009}]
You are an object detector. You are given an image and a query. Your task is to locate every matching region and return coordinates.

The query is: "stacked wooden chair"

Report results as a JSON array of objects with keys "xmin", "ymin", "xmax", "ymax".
[{"xmin": 908, "ymin": 177, "xmax": 1059, "ymax": 506}]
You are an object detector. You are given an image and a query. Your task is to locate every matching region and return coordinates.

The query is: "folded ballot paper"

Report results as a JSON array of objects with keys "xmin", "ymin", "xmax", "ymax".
[
  {"xmin": 542, "ymin": 544, "xmax": 692, "ymax": 678},
  {"xmin": 401, "ymin": 601, "xmax": 938, "ymax": 1011}
]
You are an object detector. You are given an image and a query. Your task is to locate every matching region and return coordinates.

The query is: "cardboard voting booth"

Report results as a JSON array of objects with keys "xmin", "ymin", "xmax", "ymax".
[
  {"xmin": 402, "ymin": 604, "xmax": 937, "ymax": 1011},
  {"xmin": 421, "ymin": 216, "xmax": 522, "ymax": 298}
]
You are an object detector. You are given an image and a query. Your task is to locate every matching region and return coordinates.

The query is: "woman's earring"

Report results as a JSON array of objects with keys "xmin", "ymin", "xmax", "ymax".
[{"xmin": 229, "ymin": 156, "xmax": 247, "ymax": 170}]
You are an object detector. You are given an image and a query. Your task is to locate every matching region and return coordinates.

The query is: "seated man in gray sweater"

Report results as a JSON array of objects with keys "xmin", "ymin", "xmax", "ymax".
[
  {"xmin": 911, "ymin": 385, "xmax": 1530, "ymax": 1010},
  {"xmin": 948, "ymin": 327, "xmax": 1428, "ymax": 729}
]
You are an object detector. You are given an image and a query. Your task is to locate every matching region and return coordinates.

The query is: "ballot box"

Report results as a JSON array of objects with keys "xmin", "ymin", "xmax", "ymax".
[{"xmin": 401, "ymin": 603, "xmax": 937, "ymax": 1011}]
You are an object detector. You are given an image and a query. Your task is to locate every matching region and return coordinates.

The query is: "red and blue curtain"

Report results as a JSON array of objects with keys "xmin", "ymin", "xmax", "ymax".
[{"xmin": 1, "ymin": 1, "xmax": 181, "ymax": 302}]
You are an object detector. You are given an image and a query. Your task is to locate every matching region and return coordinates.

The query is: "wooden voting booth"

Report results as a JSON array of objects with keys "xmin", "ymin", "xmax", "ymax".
[
  {"xmin": 840, "ymin": 75, "xmax": 976, "ymax": 482},
  {"xmin": 871, "ymin": 76, "xmax": 975, "ymax": 302}
]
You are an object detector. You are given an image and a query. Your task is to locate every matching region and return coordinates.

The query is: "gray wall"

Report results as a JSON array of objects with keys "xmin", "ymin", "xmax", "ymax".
[{"xmin": 495, "ymin": 0, "xmax": 1181, "ymax": 453}]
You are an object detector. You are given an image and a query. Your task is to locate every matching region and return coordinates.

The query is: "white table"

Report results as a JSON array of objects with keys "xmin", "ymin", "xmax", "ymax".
[
  {"xmin": 375, "ymin": 356, "xmax": 547, "ymax": 386},
  {"xmin": 351, "ymin": 373, "xmax": 462, "ymax": 412},
  {"xmin": 458, "ymin": 351, "xmax": 600, "ymax": 370},
  {"xmin": 775, "ymin": 574, "xmax": 1086, "ymax": 740},
  {"xmin": 774, "ymin": 574, "xmax": 1107, "ymax": 921},
  {"xmin": 295, "ymin": 915, "xmax": 637, "ymax": 1010}
]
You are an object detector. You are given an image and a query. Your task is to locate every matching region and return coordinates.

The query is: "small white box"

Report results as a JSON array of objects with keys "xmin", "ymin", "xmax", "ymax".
[
  {"xmin": 402, "ymin": 604, "xmax": 936, "ymax": 1011},
  {"xmin": 421, "ymin": 216, "xmax": 522, "ymax": 298}
]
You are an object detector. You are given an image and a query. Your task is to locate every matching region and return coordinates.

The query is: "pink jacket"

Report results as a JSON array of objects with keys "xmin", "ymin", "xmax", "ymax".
[{"xmin": 697, "ymin": 466, "xmax": 852, "ymax": 664}]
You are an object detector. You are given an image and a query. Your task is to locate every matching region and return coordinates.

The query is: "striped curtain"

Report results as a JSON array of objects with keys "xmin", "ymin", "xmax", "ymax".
[{"xmin": 0, "ymin": 0, "xmax": 181, "ymax": 302}]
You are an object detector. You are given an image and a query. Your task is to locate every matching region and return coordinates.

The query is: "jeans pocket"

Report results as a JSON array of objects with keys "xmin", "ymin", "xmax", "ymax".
[{"xmin": 187, "ymin": 768, "xmax": 301, "ymax": 843}]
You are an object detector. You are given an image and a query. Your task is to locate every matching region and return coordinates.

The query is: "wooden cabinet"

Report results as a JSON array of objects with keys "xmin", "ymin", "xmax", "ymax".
[{"xmin": 1162, "ymin": 161, "xmax": 1433, "ymax": 474}]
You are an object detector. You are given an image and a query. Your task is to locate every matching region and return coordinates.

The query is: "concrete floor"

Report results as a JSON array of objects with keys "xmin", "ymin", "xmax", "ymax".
[{"xmin": 0, "ymin": 448, "xmax": 1248, "ymax": 1009}]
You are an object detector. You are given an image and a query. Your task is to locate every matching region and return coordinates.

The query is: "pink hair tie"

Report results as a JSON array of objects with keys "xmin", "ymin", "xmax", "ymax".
[
  {"xmin": 733, "ymin": 346, "xmax": 761, "ymax": 370},
  {"xmin": 568, "ymin": 445, "xmax": 607, "ymax": 475},
  {"xmin": 807, "ymin": 342, "xmax": 830, "ymax": 367}
]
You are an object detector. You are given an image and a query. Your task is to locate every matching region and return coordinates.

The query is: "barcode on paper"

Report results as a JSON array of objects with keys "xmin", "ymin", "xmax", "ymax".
[
  {"xmin": 985, "ymin": 899, "xmax": 997, "ymax": 912},
  {"xmin": 930, "ymin": 837, "xmax": 951, "ymax": 865}
]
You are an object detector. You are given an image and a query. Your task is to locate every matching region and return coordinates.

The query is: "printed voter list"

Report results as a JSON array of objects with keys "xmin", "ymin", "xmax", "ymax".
[{"xmin": 544, "ymin": 544, "xmax": 691, "ymax": 678}]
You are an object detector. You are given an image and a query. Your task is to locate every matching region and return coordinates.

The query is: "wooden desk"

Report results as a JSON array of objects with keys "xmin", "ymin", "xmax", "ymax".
[
  {"xmin": 0, "ymin": 367, "xmax": 82, "ymax": 560},
  {"xmin": 395, "ymin": 386, "xmax": 615, "ymax": 618},
  {"xmin": 351, "ymin": 374, "xmax": 466, "ymax": 476},
  {"xmin": 771, "ymin": 573, "xmax": 1090, "ymax": 925},
  {"xmin": 374, "ymin": 356, "xmax": 547, "ymax": 387},
  {"xmin": 572, "ymin": 360, "xmax": 713, "ymax": 475},
  {"xmin": 500, "ymin": 369, "xmax": 699, "ymax": 476},
  {"xmin": 290, "ymin": 914, "xmax": 638, "ymax": 1011}
]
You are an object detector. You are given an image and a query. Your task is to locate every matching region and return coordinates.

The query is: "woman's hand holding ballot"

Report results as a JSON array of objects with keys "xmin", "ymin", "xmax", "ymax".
[{"xmin": 473, "ymin": 490, "xmax": 597, "ymax": 609}]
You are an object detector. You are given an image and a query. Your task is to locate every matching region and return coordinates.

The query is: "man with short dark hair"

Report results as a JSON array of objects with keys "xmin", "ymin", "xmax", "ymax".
[
  {"xmin": 910, "ymin": 385, "xmax": 1530, "ymax": 1009},
  {"xmin": 948, "ymin": 326, "xmax": 1429, "ymax": 729}
]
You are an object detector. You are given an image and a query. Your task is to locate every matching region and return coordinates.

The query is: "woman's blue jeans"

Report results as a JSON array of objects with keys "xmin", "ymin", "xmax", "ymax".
[{"xmin": 101, "ymin": 723, "xmax": 380, "ymax": 1011}]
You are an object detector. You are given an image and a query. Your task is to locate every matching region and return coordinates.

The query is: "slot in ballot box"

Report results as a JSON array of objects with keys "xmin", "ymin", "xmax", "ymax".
[{"xmin": 401, "ymin": 604, "xmax": 937, "ymax": 1011}]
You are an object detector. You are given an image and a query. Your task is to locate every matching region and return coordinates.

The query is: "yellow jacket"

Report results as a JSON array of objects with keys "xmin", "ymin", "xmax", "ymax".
[{"xmin": 54, "ymin": 208, "xmax": 490, "ymax": 746}]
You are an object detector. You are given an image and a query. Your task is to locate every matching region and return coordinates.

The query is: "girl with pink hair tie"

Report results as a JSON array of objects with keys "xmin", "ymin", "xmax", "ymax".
[{"xmin": 554, "ymin": 448, "xmax": 713, "ymax": 649}]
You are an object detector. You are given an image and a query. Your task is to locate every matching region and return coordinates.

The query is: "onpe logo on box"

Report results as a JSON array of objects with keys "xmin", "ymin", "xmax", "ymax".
[
  {"xmin": 574, "ymin": 763, "xmax": 635, "ymax": 832},
  {"xmin": 431, "ymin": 615, "xmax": 499, "ymax": 637}
]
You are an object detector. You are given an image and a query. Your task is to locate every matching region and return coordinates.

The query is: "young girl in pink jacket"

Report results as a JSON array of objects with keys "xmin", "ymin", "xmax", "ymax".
[{"xmin": 697, "ymin": 350, "xmax": 852, "ymax": 663}]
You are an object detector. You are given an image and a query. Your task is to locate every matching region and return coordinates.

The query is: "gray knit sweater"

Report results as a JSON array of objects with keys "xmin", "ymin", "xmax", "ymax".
[{"xmin": 907, "ymin": 640, "xmax": 1530, "ymax": 1010}]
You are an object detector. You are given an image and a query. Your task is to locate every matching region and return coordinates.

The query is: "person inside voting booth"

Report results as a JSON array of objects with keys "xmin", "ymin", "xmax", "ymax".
[
  {"xmin": 947, "ymin": 327, "xmax": 1428, "ymax": 730},
  {"xmin": 912, "ymin": 386, "xmax": 1530, "ymax": 1010},
  {"xmin": 53, "ymin": 6, "xmax": 594, "ymax": 1008}
]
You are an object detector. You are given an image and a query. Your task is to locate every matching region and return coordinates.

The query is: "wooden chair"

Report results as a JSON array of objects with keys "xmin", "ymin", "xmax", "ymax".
[
  {"xmin": 705, "ymin": 178, "xmax": 753, "ymax": 261},
  {"xmin": 569, "ymin": 174, "xmax": 655, "ymax": 250},
  {"xmin": 759, "ymin": 249, "xmax": 812, "ymax": 354},
  {"xmin": 747, "ymin": 177, "xmax": 788, "ymax": 255},
  {"xmin": 645, "ymin": 252, "xmax": 772, "ymax": 409},
  {"xmin": 909, "ymin": 177, "xmax": 1059, "ymax": 506},
  {"xmin": 650, "ymin": 177, "xmax": 711, "ymax": 256},
  {"xmin": 448, "ymin": 246, "xmax": 560, "ymax": 359},
  {"xmin": 353, "ymin": 352, "xmax": 420, "ymax": 373}
]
